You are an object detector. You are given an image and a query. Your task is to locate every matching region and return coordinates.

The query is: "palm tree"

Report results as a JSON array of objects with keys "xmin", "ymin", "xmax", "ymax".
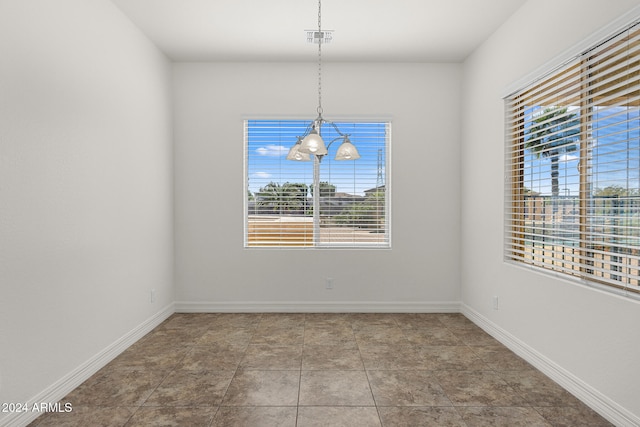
[{"xmin": 525, "ymin": 106, "xmax": 580, "ymax": 213}]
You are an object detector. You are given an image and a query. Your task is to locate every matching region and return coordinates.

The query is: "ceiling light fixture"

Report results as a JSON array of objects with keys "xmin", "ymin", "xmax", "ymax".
[
  {"xmin": 287, "ymin": 0, "xmax": 360, "ymax": 163},
  {"xmin": 285, "ymin": 0, "xmax": 361, "ymax": 245}
]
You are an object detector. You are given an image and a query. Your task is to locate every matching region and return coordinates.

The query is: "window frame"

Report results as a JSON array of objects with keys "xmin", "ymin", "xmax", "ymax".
[
  {"xmin": 244, "ymin": 118, "xmax": 392, "ymax": 249},
  {"xmin": 504, "ymin": 20, "xmax": 640, "ymax": 298}
]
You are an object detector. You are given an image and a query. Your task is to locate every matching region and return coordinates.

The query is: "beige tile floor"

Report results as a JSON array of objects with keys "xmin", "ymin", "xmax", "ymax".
[{"xmin": 28, "ymin": 313, "xmax": 612, "ymax": 426}]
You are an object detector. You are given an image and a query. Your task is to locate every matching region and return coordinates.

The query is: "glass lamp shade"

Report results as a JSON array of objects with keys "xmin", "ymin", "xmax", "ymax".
[
  {"xmin": 299, "ymin": 129, "xmax": 328, "ymax": 155},
  {"xmin": 286, "ymin": 141, "xmax": 311, "ymax": 161},
  {"xmin": 334, "ymin": 137, "xmax": 360, "ymax": 160}
]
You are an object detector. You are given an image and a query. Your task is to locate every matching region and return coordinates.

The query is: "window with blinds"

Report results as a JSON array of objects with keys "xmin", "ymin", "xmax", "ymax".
[
  {"xmin": 245, "ymin": 120, "xmax": 390, "ymax": 248},
  {"xmin": 505, "ymin": 21, "xmax": 640, "ymax": 296}
]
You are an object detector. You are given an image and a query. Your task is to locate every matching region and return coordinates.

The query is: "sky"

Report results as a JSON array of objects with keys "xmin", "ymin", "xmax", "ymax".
[{"xmin": 246, "ymin": 120, "xmax": 388, "ymax": 197}]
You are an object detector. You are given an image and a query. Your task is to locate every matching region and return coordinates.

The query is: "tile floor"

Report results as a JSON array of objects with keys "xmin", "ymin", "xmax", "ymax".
[{"xmin": 28, "ymin": 313, "xmax": 612, "ymax": 426}]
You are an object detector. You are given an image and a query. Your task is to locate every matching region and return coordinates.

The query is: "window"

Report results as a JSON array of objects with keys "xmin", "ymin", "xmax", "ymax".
[
  {"xmin": 245, "ymin": 120, "xmax": 390, "ymax": 248},
  {"xmin": 505, "ymin": 22, "xmax": 640, "ymax": 296}
]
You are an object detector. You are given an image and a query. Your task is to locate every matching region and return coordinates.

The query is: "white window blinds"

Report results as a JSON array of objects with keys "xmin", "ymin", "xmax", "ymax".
[
  {"xmin": 245, "ymin": 120, "xmax": 390, "ymax": 248},
  {"xmin": 505, "ymin": 22, "xmax": 640, "ymax": 296}
]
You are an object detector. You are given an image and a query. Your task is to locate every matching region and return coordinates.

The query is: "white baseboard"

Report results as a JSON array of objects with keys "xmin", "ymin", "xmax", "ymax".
[
  {"xmin": 461, "ymin": 304, "xmax": 640, "ymax": 427},
  {"xmin": 174, "ymin": 300, "xmax": 461, "ymax": 313},
  {"xmin": 2, "ymin": 303, "xmax": 175, "ymax": 427}
]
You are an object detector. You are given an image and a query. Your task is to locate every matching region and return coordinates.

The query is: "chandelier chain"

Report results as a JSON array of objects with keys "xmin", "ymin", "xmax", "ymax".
[{"xmin": 317, "ymin": 0, "xmax": 323, "ymax": 116}]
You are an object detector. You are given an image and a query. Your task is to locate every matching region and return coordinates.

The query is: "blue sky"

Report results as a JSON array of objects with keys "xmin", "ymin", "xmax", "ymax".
[{"xmin": 246, "ymin": 120, "xmax": 387, "ymax": 196}]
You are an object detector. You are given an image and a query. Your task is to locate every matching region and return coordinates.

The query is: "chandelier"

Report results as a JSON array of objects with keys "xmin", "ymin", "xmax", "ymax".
[{"xmin": 286, "ymin": 0, "xmax": 360, "ymax": 163}]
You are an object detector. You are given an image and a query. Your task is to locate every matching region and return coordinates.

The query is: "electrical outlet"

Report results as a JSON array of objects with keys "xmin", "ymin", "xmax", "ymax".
[
  {"xmin": 151, "ymin": 289, "xmax": 156, "ymax": 303},
  {"xmin": 325, "ymin": 278, "xmax": 334, "ymax": 290},
  {"xmin": 492, "ymin": 296, "xmax": 499, "ymax": 310}
]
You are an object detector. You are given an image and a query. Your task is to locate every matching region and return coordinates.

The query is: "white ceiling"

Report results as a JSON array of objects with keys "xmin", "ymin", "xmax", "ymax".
[{"xmin": 110, "ymin": 0, "xmax": 527, "ymax": 62}]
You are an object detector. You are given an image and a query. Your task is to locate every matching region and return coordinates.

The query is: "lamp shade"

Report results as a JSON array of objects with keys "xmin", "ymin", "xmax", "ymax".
[
  {"xmin": 299, "ymin": 129, "xmax": 328, "ymax": 155},
  {"xmin": 334, "ymin": 137, "xmax": 360, "ymax": 160},
  {"xmin": 286, "ymin": 140, "xmax": 311, "ymax": 161}
]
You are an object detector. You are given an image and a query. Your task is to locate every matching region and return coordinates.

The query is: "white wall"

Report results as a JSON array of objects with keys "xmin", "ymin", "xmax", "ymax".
[
  {"xmin": 461, "ymin": 0, "xmax": 640, "ymax": 422},
  {"xmin": 173, "ymin": 62, "xmax": 462, "ymax": 310},
  {"xmin": 0, "ymin": 0, "xmax": 173, "ymax": 418}
]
